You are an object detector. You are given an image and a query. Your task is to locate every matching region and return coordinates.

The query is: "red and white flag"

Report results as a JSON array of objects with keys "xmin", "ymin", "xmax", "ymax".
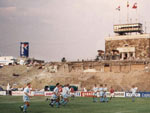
[
  {"xmin": 116, "ymin": 6, "xmax": 120, "ymax": 11},
  {"xmin": 132, "ymin": 3, "xmax": 137, "ymax": 9}
]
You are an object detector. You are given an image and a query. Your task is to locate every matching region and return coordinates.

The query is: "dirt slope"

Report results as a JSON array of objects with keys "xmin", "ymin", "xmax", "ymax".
[{"xmin": 0, "ymin": 65, "xmax": 150, "ymax": 91}]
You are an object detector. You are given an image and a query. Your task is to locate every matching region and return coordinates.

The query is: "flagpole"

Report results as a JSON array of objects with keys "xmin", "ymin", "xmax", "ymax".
[
  {"xmin": 119, "ymin": 6, "xmax": 121, "ymax": 24},
  {"xmin": 136, "ymin": 8, "xmax": 138, "ymax": 23},
  {"xmin": 135, "ymin": 3, "xmax": 138, "ymax": 23},
  {"xmin": 127, "ymin": 7, "xmax": 129, "ymax": 23},
  {"xmin": 119, "ymin": 10, "xmax": 121, "ymax": 24},
  {"xmin": 116, "ymin": 6, "xmax": 121, "ymax": 24},
  {"xmin": 127, "ymin": 1, "xmax": 129, "ymax": 24},
  {"xmin": 132, "ymin": 2, "xmax": 138, "ymax": 23}
]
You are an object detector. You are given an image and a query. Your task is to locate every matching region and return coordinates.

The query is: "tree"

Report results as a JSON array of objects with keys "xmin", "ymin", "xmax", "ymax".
[{"xmin": 61, "ymin": 57, "xmax": 66, "ymax": 62}]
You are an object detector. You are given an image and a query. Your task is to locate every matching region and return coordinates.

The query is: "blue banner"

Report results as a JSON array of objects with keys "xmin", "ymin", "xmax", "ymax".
[
  {"xmin": 125, "ymin": 92, "xmax": 150, "ymax": 98},
  {"xmin": 20, "ymin": 42, "xmax": 29, "ymax": 57},
  {"xmin": 140, "ymin": 92, "xmax": 150, "ymax": 98}
]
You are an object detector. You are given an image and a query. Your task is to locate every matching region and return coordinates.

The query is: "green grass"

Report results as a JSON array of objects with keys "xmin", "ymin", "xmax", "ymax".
[{"xmin": 0, "ymin": 96, "xmax": 150, "ymax": 113}]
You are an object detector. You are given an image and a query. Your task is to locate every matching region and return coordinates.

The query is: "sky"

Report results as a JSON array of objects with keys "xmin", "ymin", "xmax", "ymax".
[{"xmin": 0, "ymin": 0, "xmax": 150, "ymax": 62}]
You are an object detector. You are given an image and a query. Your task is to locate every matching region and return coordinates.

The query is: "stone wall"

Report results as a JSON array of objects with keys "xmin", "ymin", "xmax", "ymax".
[
  {"xmin": 105, "ymin": 38, "xmax": 150, "ymax": 59},
  {"xmin": 52, "ymin": 60, "xmax": 149, "ymax": 73}
]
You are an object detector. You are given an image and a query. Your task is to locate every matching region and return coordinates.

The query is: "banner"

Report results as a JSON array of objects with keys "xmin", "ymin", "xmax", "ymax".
[
  {"xmin": 125, "ymin": 93, "xmax": 140, "ymax": 97},
  {"xmin": 111, "ymin": 92, "xmax": 125, "ymax": 97},
  {"xmin": 44, "ymin": 91, "xmax": 53, "ymax": 96},
  {"xmin": 140, "ymin": 92, "xmax": 150, "ymax": 98},
  {"xmin": 12, "ymin": 91, "xmax": 23, "ymax": 96},
  {"xmin": 12, "ymin": 91, "xmax": 34, "ymax": 96},
  {"xmin": 80, "ymin": 92, "xmax": 125, "ymax": 97},
  {"xmin": 33, "ymin": 91, "xmax": 44, "ymax": 96},
  {"xmin": 75, "ymin": 91, "xmax": 81, "ymax": 97},
  {"xmin": 81, "ymin": 92, "xmax": 94, "ymax": 97},
  {"xmin": 9, "ymin": 91, "xmax": 150, "ymax": 98},
  {"xmin": 20, "ymin": 42, "xmax": 29, "ymax": 57},
  {"xmin": 0, "ymin": 91, "xmax": 6, "ymax": 96}
]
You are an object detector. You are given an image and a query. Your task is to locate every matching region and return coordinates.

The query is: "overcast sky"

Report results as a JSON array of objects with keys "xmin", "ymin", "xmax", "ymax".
[{"xmin": 0, "ymin": 0, "xmax": 150, "ymax": 62}]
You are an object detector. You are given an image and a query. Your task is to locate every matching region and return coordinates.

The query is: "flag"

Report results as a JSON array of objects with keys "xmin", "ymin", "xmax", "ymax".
[
  {"xmin": 127, "ymin": 1, "xmax": 129, "ymax": 7},
  {"xmin": 116, "ymin": 6, "xmax": 120, "ymax": 11},
  {"xmin": 132, "ymin": 3, "xmax": 137, "ymax": 9}
]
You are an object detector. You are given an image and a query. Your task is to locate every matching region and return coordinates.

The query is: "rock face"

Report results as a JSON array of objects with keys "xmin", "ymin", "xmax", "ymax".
[{"xmin": 105, "ymin": 34, "xmax": 150, "ymax": 59}]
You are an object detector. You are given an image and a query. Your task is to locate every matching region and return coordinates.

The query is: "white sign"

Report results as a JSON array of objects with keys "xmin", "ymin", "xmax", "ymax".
[
  {"xmin": 106, "ymin": 92, "xmax": 125, "ymax": 97},
  {"xmin": 83, "ymin": 69, "xmax": 97, "ymax": 73},
  {"xmin": 0, "ymin": 91, "xmax": 6, "ymax": 95},
  {"xmin": 126, "ymin": 93, "xmax": 140, "ymax": 97},
  {"xmin": 114, "ymin": 92, "xmax": 125, "ymax": 97},
  {"xmin": 117, "ymin": 47, "xmax": 135, "ymax": 53},
  {"xmin": 12, "ymin": 91, "xmax": 23, "ymax": 96}
]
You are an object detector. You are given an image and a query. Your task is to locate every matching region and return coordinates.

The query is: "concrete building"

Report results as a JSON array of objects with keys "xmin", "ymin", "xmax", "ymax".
[
  {"xmin": 0, "ymin": 56, "xmax": 16, "ymax": 65},
  {"xmin": 105, "ymin": 23, "xmax": 150, "ymax": 60}
]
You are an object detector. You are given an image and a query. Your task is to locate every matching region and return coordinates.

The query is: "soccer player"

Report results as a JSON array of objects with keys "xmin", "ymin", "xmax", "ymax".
[
  {"xmin": 70, "ymin": 86, "xmax": 75, "ymax": 100},
  {"xmin": 130, "ymin": 85, "xmax": 138, "ymax": 102},
  {"xmin": 103, "ymin": 84, "xmax": 108, "ymax": 102},
  {"xmin": 60, "ymin": 84, "xmax": 70, "ymax": 105},
  {"xmin": 20, "ymin": 83, "xmax": 31, "ymax": 113},
  {"xmin": 109, "ymin": 86, "xmax": 115, "ymax": 100},
  {"xmin": 58, "ymin": 85, "xmax": 63, "ymax": 103},
  {"xmin": 50, "ymin": 83, "xmax": 60, "ymax": 108},
  {"xmin": 92, "ymin": 84, "xmax": 98, "ymax": 102},
  {"xmin": 59, "ymin": 85, "xmax": 63, "ymax": 93},
  {"xmin": 99, "ymin": 84, "xmax": 104, "ymax": 102}
]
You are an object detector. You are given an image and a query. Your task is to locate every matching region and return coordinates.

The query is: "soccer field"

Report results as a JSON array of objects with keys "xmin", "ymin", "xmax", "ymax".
[{"xmin": 0, "ymin": 96, "xmax": 150, "ymax": 113}]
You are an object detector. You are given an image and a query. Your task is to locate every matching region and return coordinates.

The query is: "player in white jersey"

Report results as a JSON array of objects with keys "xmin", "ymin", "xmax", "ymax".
[
  {"xmin": 50, "ymin": 83, "xmax": 60, "ymax": 108},
  {"xmin": 92, "ymin": 84, "xmax": 99, "ymax": 102},
  {"xmin": 99, "ymin": 84, "xmax": 104, "ymax": 102},
  {"xmin": 60, "ymin": 84, "xmax": 70, "ymax": 105},
  {"xmin": 130, "ymin": 85, "xmax": 138, "ymax": 102},
  {"xmin": 103, "ymin": 84, "xmax": 108, "ymax": 102},
  {"xmin": 20, "ymin": 83, "xmax": 31, "ymax": 113}
]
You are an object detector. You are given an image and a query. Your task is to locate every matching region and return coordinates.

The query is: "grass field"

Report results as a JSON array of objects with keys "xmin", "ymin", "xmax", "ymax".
[{"xmin": 0, "ymin": 96, "xmax": 150, "ymax": 113}]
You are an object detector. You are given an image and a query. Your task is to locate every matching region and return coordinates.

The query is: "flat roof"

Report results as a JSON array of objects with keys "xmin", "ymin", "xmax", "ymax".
[
  {"xmin": 114, "ymin": 23, "xmax": 142, "ymax": 26},
  {"xmin": 105, "ymin": 34, "xmax": 150, "ymax": 41}
]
